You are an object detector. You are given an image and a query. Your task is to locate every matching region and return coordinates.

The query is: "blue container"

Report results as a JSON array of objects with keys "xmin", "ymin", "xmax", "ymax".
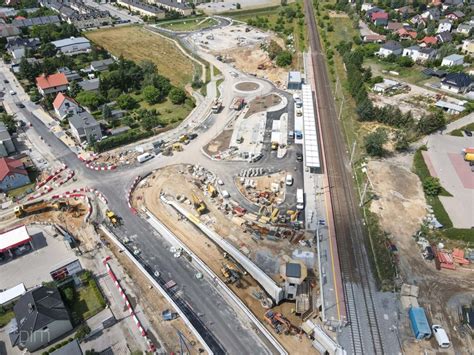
[{"xmin": 409, "ymin": 307, "xmax": 431, "ymax": 339}]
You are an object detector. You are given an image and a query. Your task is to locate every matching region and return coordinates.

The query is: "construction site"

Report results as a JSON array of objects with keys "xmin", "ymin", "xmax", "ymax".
[{"xmin": 131, "ymin": 164, "xmax": 322, "ymax": 352}]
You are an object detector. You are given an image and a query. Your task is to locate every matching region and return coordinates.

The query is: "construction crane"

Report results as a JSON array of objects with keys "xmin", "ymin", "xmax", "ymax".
[
  {"xmin": 14, "ymin": 200, "xmax": 69, "ymax": 218},
  {"xmin": 106, "ymin": 210, "xmax": 121, "ymax": 225},
  {"xmin": 191, "ymin": 193, "xmax": 206, "ymax": 215}
]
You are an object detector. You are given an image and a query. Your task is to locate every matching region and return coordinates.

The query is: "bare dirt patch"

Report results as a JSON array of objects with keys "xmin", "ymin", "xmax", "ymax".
[
  {"xmin": 235, "ymin": 81, "xmax": 260, "ymax": 91},
  {"xmin": 244, "ymin": 93, "xmax": 282, "ymax": 118},
  {"xmin": 203, "ymin": 129, "xmax": 233, "ymax": 156}
]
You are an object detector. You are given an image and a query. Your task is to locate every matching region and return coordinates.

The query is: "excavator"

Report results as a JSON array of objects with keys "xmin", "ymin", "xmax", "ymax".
[
  {"xmin": 14, "ymin": 200, "xmax": 69, "ymax": 218},
  {"xmin": 191, "ymin": 193, "xmax": 207, "ymax": 215},
  {"xmin": 264, "ymin": 310, "xmax": 299, "ymax": 335},
  {"xmin": 106, "ymin": 210, "xmax": 121, "ymax": 226},
  {"xmin": 207, "ymin": 184, "xmax": 217, "ymax": 198},
  {"xmin": 221, "ymin": 262, "xmax": 242, "ymax": 286}
]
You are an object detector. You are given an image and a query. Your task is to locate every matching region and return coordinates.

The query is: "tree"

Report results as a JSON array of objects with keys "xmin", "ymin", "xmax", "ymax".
[
  {"xmin": 39, "ymin": 43, "xmax": 57, "ymax": 57},
  {"xmin": 117, "ymin": 94, "xmax": 138, "ymax": 110},
  {"xmin": 364, "ymin": 128, "xmax": 388, "ymax": 157},
  {"xmin": 395, "ymin": 130, "xmax": 410, "ymax": 152},
  {"xmin": 102, "ymin": 104, "xmax": 112, "ymax": 120},
  {"xmin": 75, "ymin": 324, "xmax": 91, "ymax": 340},
  {"xmin": 0, "ymin": 113, "xmax": 16, "ymax": 133},
  {"xmin": 62, "ymin": 287, "xmax": 75, "ymax": 304},
  {"xmin": 423, "ymin": 177, "xmax": 442, "ymax": 196},
  {"xmin": 397, "ymin": 56, "xmax": 414, "ymax": 67},
  {"xmin": 139, "ymin": 60, "xmax": 157, "ymax": 76},
  {"xmin": 68, "ymin": 80, "xmax": 81, "ymax": 98},
  {"xmin": 276, "ymin": 51, "xmax": 293, "ymax": 67},
  {"xmin": 169, "ymin": 88, "xmax": 186, "ymax": 105},
  {"xmin": 76, "ymin": 91, "xmax": 104, "ymax": 110},
  {"xmin": 266, "ymin": 40, "xmax": 283, "ymax": 59},
  {"xmin": 416, "ymin": 110, "xmax": 446, "ymax": 135},
  {"xmin": 143, "ymin": 85, "xmax": 161, "ymax": 105}
]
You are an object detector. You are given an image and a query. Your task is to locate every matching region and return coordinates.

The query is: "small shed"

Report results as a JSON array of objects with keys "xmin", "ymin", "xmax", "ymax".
[{"xmin": 287, "ymin": 71, "xmax": 302, "ymax": 90}]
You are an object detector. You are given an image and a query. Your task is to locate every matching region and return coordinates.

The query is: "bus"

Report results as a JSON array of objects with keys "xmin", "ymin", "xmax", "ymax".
[{"xmin": 296, "ymin": 189, "xmax": 304, "ymax": 210}]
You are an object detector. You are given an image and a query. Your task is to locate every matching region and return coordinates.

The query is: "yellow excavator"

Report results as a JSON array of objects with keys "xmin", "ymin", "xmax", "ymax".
[
  {"xmin": 207, "ymin": 184, "xmax": 217, "ymax": 198},
  {"xmin": 191, "ymin": 193, "xmax": 207, "ymax": 215},
  {"xmin": 106, "ymin": 210, "xmax": 121, "ymax": 225},
  {"xmin": 172, "ymin": 143, "xmax": 183, "ymax": 152}
]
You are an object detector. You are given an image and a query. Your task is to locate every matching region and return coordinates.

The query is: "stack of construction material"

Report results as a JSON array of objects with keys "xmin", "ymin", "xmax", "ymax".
[
  {"xmin": 400, "ymin": 283, "xmax": 419, "ymax": 309},
  {"xmin": 452, "ymin": 249, "xmax": 470, "ymax": 265},
  {"xmin": 437, "ymin": 251, "xmax": 455, "ymax": 270}
]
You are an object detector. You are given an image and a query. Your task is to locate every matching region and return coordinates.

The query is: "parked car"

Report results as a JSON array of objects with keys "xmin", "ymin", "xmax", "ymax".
[
  {"xmin": 296, "ymin": 152, "xmax": 303, "ymax": 162},
  {"xmin": 432, "ymin": 325, "xmax": 450, "ymax": 348},
  {"xmin": 9, "ymin": 90, "xmax": 16, "ymax": 95},
  {"xmin": 3, "ymin": 79, "xmax": 9, "ymax": 83},
  {"xmin": 16, "ymin": 103, "xmax": 25, "ymax": 108},
  {"xmin": 464, "ymin": 130, "xmax": 472, "ymax": 137}
]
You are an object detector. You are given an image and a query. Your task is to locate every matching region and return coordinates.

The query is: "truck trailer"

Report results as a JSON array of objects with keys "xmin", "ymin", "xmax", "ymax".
[{"xmin": 408, "ymin": 307, "xmax": 431, "ymax": 340}]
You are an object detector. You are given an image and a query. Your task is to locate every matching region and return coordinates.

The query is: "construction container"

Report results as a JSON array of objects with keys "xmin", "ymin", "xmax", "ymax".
[{"xmin": 408, "ymin": 307, "xmax": 431, "ymax": 339}]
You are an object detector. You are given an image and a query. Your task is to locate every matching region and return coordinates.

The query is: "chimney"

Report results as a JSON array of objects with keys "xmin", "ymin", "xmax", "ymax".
[{"xmin": 27, "ymin": 303, "xmax": 35, "ymax": 313}]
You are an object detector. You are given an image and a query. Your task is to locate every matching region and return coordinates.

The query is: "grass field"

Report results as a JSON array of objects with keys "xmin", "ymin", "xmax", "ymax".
[
  {"xmin": 450, "ymin": 122, "xmax": 474, "ymax": 137},
  {"xmin": 86, "ymin": 26, "xmax": 194, "ymax": 86},
  {"xmin": 159, "ymin": 17, "xmax": 218, "ymax": 31},
  {"xmin": 69, "ymin": 277, "xmax": 105, "ymax": 324},
  {"xmin": 0, "ymin": 309, "xmax": 14, "ymax": 327},
  {"xmin": 133, "ymin": 94, "xmax": 195, "ymax": 125}
]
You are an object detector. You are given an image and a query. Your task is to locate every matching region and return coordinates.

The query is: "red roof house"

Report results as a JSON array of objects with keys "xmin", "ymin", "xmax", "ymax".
[
  {"xmin": 36, "ymin": 73, "xmax": 69, "ymax": 96},
  {"xmin": 53, "ymin": 92, "xmax": 80, "ymax": 119},
  {"xmin": 420, "ymin": 36, "xmax": 438, "ymax": 46},
  {"xmin": 0, "ymin": 157, "xmax": 30, "ymax": 192},
  {"xmin": 397, "ymin": 28, "xmax": 417, "ymax": 39},
  {"xmin": 14, "ymin": 16, "xmax": 26, "ymax": 20}
]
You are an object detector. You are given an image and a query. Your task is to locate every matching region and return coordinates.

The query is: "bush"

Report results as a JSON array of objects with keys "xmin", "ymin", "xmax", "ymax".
[
  {"xmin": 75, "ymin": 324, "xmax": 91, "ymax": 340},
  {"xmin": 275, "ymin": 51, "xmax": 293, "ymax": 67},
  {"xmin": 423, "ymin": 177, "xmax": 442, "ymax": 196},
  {"xmin": 169, "ymin": 87, "xmax": 186, "ymax": 105},
  {"xmin": 94, "ymin": 129, "xmax": 153, "ymax": 152},
  {"xmin": 364, "ymin": 128, "xmax": 388, "ymax": 157},
  {"xmin": 117, "ymin": 94, "xmax": 139, "ymax": 110}
]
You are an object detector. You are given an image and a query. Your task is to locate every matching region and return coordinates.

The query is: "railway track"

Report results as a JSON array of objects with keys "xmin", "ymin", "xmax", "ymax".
[{"xmin": 304, "ymin": 0, "xmax": 385, "ymax": 354}]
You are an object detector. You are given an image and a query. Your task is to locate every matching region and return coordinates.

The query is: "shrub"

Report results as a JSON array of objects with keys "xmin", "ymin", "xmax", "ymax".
[
  {"xmin": 169, "ymin": 87, "xmax": 186, "ymax": 105},
  {"xmin": 276, "ymin": 51, "xmax": 293, "ymax": 67},
  {"xmin": 423, "ymin": 177, "xmax": 442, "ymax": 196},
  {"xmin": 75, "ymin": 324, "xmax": 91, "ymax": 340}
]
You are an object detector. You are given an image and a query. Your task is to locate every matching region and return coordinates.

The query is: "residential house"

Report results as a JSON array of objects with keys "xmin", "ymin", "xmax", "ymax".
[
  {"xmin": 361, "ymin": 3, "xmax": 374, "ymax": 12},
  {"xmin": 436, "ymin": 31, "xmax": 453, "ymax": 43},
  {"xmin": 396, "ymin": 6, "xmax": 414, "ymax": 19},
  {"xmin": 403, "ymin": 45, "xmax": 437, "ymax": 63},
  {"xmin": 441, "ymin": 72, "xmax": 473, "ymax": 94},
  {"xmin": 421, "ymin": 8, "xmax": 440, "ymax": 21},
  {"xmin": 373, "ymin": 79, "xmax": 401, "ymax": 93},
  {"xmin": 8, "ymin": 286, "xmax": 73, "ymax": 352},
  {"xmin": 36, "ymin": 73, "xmax": 69, "ymax": 96},
  {"xmin": 116, "ymin": 0, "xmax": 165, "ymax": 18},
  {"xmin": 11, "ymin": 57, "xmax": 39, "ymax": 74},
  {"xmin": 78, "ymin": 78, "xmax": 99, "ymax": 92},
  {"xmin": 441, "ymin": 54, "xmax": 464, "ymax": 67},
  {"xmin": 89, "ymin": 58, "xmax": 114, "ymax": 72},
  {"xmin": 437, "ymin": 19, "xmax": 452, "ymax": 33},
  {"xmin": 446, "ymin": 11, "xmax": 465, "ymax": 21},
  {"xmin": 57, "ymin": 67, "xmax": 82, "ymax": 81},
  {"xmin": 68, "ymin": 111, "xmax": 102, "ymax": 143},
  {"xmin": 11, "ymin": 15, "xmax": 60, "ymax": 28},
  {"xmin": 363, "ymin": 34, "xmax": 386, "ymax": 43},
  {"xmin": 67, "ymin": 11, "xmax": 113, "ymax": 29},
  {"xmin": 377, "ymin": 40, "xmax": 403, "ymax": 57},
  {"xmin": 147, "ymin": 0, "xmax": 193, "ymax": 16},
  {"xmin": 0, "ymin": 122, "xmax": 16, "ymax": 157},
  {"xmin": 51, "ymin": 37, "xmax": 91, "ymax": 55},
  {"xmin": 53, "ymin": 92, "xmax": 80, "ymax": 119},
  {"xmin": 371, "ymin": 11, "xmax": 389, "ymax": 26},
  {"xmin": 365, "ymin": 7, "xmax": 382, "ymax": 19},
  {"xmin": 442, "ymin": 0, "xmax": 463, "ymax": 9},
  {"xmin": 462, "ymin": 39, "xmax": 474, "ymax": 55},
  {"xmin": 386, "ymin": 22, "xmax": 403, "ymax": 31},
  {"xmin": 0, "ymin": 24, "xmax": 20, "ymax": 38},
  {"xmin": 397, "ymin": 27, "xmax": 417, "ymax": 39},
  {"xmin": 457, "ymin": 22, "xmax": 473, "ymax": 36},
  {"xmin": 420, "ymin": 36, "xmax": 438, "ymax": 46},
  {"xmin": 410, "ymin": 14, "xmax": 427, "ymax": 26},
  {"xmin": 5, "ymin": 37, "xmax": 41, "ymax": 59},
  {"xmin": 0, "ymin": 157, "xmax": 30, "ymax": 191}
]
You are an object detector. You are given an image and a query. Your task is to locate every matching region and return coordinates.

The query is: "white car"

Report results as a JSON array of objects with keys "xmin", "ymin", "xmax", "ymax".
[
  {"xmin": 9, "ymin": 90, "xmax": 16, "ymax": 95},
  {"xmin": 432, "ymin": 325, "xmax": 450, "ymax": 348},
  {"xmin": 217, "ymin": 179, "xmax": 224, "ymax": 185},
  {"xmin": 286, "ymin": 174, "xmax": 293, "ymax": 186}
]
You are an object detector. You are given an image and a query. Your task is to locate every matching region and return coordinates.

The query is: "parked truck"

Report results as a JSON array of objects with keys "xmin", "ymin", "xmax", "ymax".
[
  {"xmin": 14, "ymin": 200, "xmax": 68, "ymax": 218},
  {"xmin": 137, "ymin": 152, "xmax": 153, "ymax": 163},
  {"xmin": 408, "ymin": 307, "xmax": 431, "ymax": 340},
  {"xmin": 212, "ymin": 99, "xmax": 222, "ymax": 113},
  {"xmin": 231, "ymin": 97, "xmax": 245, "ymax": 110}
]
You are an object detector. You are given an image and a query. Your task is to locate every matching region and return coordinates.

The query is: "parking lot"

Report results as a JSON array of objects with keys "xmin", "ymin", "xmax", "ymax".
[
  {"xmin": 426, "ymin": 133, "xmax": 474, "ymax": 228},
  {"xmin": 0, "ymin": 225, "xmax": 77, "ymax": 290}
]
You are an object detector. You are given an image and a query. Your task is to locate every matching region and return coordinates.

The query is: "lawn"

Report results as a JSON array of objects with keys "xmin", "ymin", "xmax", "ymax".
[
  {"xmin": 364, "ymin": 58, "xmax": 431, "ymax": 85},
  {"xmin": 450, "ymin": 122, "xmax": 474, "ymax": 136},
  {"xmin": 159, "ymin": 17, "xmax": 218, "ymax": 31},
  {"xmin": 68, "ymin": 275, "xmax": 106, "ymax": 325},
  {"xmin": 7, "ymin": 182, "xmax": 35, "ymax": 198},
  {"xmin": 86, "ymin": 26, "xmax": 194, "ymax": 86},
  {"xmin": 0, "ymin": 309, "xmax": 14, "ymax": 328},
  {"xmin": 134, "ymin": 95, "xmax": 195, "ymax": 126}
]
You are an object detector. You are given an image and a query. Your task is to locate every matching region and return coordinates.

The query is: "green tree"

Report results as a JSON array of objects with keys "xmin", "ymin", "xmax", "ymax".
[
  {"xmin": 68, "ymin": 80, "xmax": 81, "ymax": 98},
  {"xmin": 39, "ymin": 43, "xmax": 57, "ymax": 57},
  {"xmin": 364, "ymin": 128, "xmax": 388, "ymax": 157},
  {"xmin": 423, "ymin": 176, "xmax": 442, "ymax": 196},
  {"xmin": 397, "ymin": 56, "xmax": 414, "ymax": 67},
  {"xmin": 0, "ymin": 113, "xmax": 16, "ymax": 133},
  {"xmin": 62, "ymin": 287, "xmax": 75, "ymax": 304},
  {"xmin": 276, "ymin": 51, "xmax": 293, "ymax": 67},
  {"xmin": 117, "ymin": 94, "xmax": 138, "ymax": 110},
  {"xmin": 75, "ymin": 324, "xmax": 91, "ymax": 340},
  {"xmin": 102, "ymin": 104, "xmax": 112, "ymax": 120},
  {"xmin": 266, "ymin": 40, "xmax": 283, "ymax": 59},
  {"xmin": 416, "ymin": 110, "xmax": 446, "ymax": 135},
  {"xmin": 142, "ymin": 85, "xmax": 161, "ymax": 105},
  {"xmin": 76, "ymin": 91, "xmax": 104, "ymax": 110},
  {"xmin": 168, "ymin": 87, "xmax": 186, "ymax": 105},
  {"xmin": 395, "ymin": 130, "xmax": 410, "ymax": 152}
]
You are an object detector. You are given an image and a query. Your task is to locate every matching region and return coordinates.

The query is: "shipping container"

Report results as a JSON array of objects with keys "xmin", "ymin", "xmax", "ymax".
[{"xmin": 409, "ymin": 307, "xmax": 431, "ymax": 340}]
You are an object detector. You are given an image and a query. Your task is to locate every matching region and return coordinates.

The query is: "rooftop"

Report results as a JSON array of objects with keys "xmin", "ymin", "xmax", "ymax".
[
  {"xmin": 0, "ymin": 225, "xmax": 31, "ymax": 253},
  {"xmin": 51, "ymin": 36, "xmax": 90, "ymax": 49},
  {"xmin": 36, "ymin": 73, "xmax": 68, "ymax": 90},
  {"xmin": 288, "ymin": 71, "xmax": 302, "ymax": 83},
  {"xmin": 443, "ymin": 54, "xmax": 464, "ymax": 61},
  {"xmin": 0, "ymin": 157, "xmax": 27, "ymax": 181},
  {"xmin": 69, "ymin": 111, "xmax": 100, "ymax": 130},
  {"xmin": 286, "ymin": 263, "xmax": 302, "ymax": 278},
  {"xmin": 53, "ymin": 92, "xmax": 78, "ymax": 110}
]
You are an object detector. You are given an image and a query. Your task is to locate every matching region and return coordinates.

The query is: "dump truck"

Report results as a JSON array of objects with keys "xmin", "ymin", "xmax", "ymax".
[
  {"xmin": 211, "ymin": 99, "xmax": 222, "ymax": 113},
  {"xmin": 106, "ymin": 210, "xmax": 121, "ymax": 225},
  {"xmin": 178, "ymin": 135, "xmax": 188, "ymax": 143},
  {"xmin": 231, "ymin": 97, "xmax": 245, "ymax": 110},
  {"xmin": 191, "ymin": 193, "xmax": 206, "ymax": 215},
  {"xmin": 14, "ymin": 200, "xmax": 68, "ymax": 218}
]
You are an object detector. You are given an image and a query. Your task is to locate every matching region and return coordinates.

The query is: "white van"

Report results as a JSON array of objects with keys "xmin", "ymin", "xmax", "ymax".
[
  {"xmin": 286, "ymin": 174, "xmax": 293, "ymax": 186},
  {"xmin": 432, "ymin": 325, "xmax": 450, "ymax": 348},
  {"xmin": 296, "ymin": 188, "xmax": 304, "ymax": 210}
]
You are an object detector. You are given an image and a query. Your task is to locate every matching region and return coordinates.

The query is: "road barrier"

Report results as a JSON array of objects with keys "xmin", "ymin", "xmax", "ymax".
[
  {"xmin": 103, "ymin": 256, "xmax": 156, "ymax": 353},
  {"xmin": 100, "ymin": 225, "xmax": 214, "ymax": 355}
]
